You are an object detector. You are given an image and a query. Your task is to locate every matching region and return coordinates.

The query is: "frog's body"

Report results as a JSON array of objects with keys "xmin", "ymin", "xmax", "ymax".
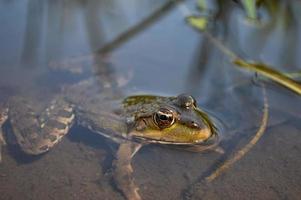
[{"xmin": 0, "ymin": 77, "xmax": 217, "ymax": 200}]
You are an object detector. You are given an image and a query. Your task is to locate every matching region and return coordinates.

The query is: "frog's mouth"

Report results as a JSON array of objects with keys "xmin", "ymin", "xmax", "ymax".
[
  {"xmin": 131, "ymin": 131, "xmax": 219, "ymax": 153},
  {"xmin": 130, "ymin": 127, "xmax": 218, "ymax": 146}
]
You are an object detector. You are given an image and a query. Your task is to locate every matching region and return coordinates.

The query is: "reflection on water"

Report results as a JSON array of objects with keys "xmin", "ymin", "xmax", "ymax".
[
  {"xmin": 1, "ymin": 0, "xmax": 169, "ymax": 68},
  {"xmin": 0, "ymin": 0, "xmax": 301, "ymax": 200}
]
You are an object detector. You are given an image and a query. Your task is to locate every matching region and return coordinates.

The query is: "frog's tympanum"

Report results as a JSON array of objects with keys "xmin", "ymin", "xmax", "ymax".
[{"xmin": 0, "ymin": 78, "xmax": 217, "ymax": 200}]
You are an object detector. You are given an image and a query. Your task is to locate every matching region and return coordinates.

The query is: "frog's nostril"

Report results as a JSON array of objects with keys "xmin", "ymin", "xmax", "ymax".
[{"xmin": 190, "ymin": 121, "xmax": 199, "ymax": 128}]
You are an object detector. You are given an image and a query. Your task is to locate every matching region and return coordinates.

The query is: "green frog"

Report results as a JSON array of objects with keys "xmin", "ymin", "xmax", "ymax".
[{"xmin": 0, "ymin": 75, "xmax": 218, "ymax": 200}]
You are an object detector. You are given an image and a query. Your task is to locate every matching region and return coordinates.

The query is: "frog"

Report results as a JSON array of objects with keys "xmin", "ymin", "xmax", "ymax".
[{"xmin": 0, "ymin": 71, "xmax": 218, "ymax": 200}]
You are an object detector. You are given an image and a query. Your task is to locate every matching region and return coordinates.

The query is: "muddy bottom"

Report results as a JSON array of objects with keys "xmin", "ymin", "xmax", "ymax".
[{"xmin": 1, "ymin": 119, "xmax": 301, "ymax": 200}]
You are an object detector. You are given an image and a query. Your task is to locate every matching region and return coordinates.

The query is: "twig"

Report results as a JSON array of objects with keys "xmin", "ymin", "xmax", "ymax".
[
  {"xmin": 97, "ymin": 0, "xmax": 184, "ymax": 54},
  {"xmin": 205, "ymin": 84, "xmax": 269, "ymax": 182}
]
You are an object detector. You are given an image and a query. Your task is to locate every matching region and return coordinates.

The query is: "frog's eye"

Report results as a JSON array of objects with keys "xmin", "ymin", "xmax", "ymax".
[{"xmin": 153, "ymin": 108, "xmax": 175, "ymax": 129}]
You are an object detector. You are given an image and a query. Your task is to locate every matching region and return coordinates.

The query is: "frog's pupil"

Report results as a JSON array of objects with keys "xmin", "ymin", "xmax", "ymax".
[{"xmin": 159, "ymin": 114, "xmax": 168, "ymax": 121}]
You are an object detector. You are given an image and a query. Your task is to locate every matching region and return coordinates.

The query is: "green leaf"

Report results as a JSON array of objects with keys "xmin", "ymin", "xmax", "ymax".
[
  {"xmin": 233, "ymin": 59, "xmax": 301, "ymax": 95},
  {"xmin": 242, "ymin": 0, "xmax": 257, "ymax": 20},
  {"xmin": 186, "ymin": 16, "xmax": 208, "ymax": 31}
]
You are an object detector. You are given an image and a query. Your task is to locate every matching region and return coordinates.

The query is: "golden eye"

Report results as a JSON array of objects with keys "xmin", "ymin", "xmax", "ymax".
[{"xmin": 153, "ymin": 108, "xmax": 175, "ymax": 129}]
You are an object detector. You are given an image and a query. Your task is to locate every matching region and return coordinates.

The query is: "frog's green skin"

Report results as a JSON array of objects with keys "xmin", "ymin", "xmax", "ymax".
[{"xmin": 0, "ymin": 79, "xmax": 217, "ymax": 200}]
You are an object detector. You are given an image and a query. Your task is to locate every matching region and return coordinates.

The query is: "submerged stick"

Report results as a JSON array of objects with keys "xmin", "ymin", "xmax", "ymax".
[
  {"xmin": 179, "ymin": 2, "xmax": 274, "ymax": 183},
  {"xmin": 188, "ymin": 17, "xmax": 273, "ymax": 183},
  {"xmin": 205, "ymin": 84, "xmax": 269, "ymax": 182}
]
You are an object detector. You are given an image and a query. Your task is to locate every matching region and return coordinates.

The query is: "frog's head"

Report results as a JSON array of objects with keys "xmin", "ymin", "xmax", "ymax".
[{"xmin": 123, "ymin": 94, "xmax": 217, "ymax": 145}]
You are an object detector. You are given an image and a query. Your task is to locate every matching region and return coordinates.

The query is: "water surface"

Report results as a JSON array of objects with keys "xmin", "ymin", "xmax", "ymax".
[{"xmin": 0, "ymin": 1, "xmax": 301, "ymax": 200}]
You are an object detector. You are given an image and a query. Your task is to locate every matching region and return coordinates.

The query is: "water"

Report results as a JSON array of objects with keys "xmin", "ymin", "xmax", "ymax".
[{"xmin": 0, "ymin": 1, "xmax": 301, "ymax": 199}]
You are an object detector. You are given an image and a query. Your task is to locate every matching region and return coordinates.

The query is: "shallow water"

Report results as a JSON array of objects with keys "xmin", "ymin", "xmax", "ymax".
[{"xmin": 1, "ymin": 0, "xmax": 301, "ymax": 200}]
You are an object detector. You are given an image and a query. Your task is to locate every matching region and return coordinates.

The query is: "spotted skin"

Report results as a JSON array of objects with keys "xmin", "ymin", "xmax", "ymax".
[{"xmin": 7, "ymin": 97, "xmax": 74, "ymax": 155}]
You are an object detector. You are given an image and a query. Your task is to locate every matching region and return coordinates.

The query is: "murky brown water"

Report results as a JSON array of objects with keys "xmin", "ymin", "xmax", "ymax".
[{"xmin": 0, "ymin": 0, "xmax": 301, "ymax": 200}]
